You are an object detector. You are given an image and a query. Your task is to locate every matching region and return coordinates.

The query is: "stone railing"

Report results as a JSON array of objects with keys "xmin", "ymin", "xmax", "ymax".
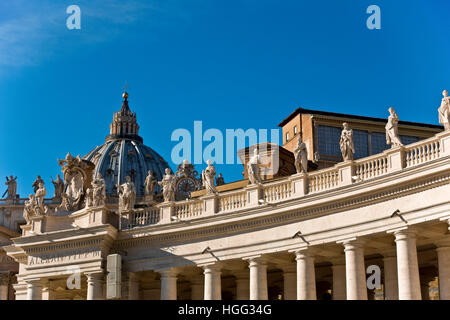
[
  {"xmin": 218, "ymin": 190, "xmax": 248, "ymax": 212},
  {"xmin": 263, "ymin": 179, "xmax": 293, "ymax": 202},
  {"xmin": 174, "ymin": 200, "xmax": 204, "ymax": 220},
  {"xmin": 120, "ymin": 130, "xmax": 450, "ymax": 229},
  {"xmin": 354, "ymin": 153, "xmax": 389, "ymax": 182},
  {"xmin": 308, "ymin": 168, "xmax": 340, "ymax": 193},
  {"xmin": 122, "ymin": 207, "xmax": 161, "ymax": 229},
  {"xmin": 405, "ymin": 136, "xmax": 440, "ymax": 168}
]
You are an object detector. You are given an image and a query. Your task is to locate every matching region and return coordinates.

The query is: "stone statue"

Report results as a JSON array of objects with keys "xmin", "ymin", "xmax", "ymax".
[
  {"xmin": 91, "ymin": 173, "xmax": 106, "ymax": 207},
  {"xmin": 24, "ymin": 194, "xmax": 37, "ymax": 224},
  {"xmin": 202, "ymin": 160, "xmax": 217, "ymax": 194},
  {"xmin": 144, "ymin": 170, "xmax": 157, "ymax": 198},
  {"xmin": 438, "ymin": 89, "xmax": 450, "ymax": 130},
  {"xmin": 216, "ymin": 173, "xmax": 225, "ymax": 186},
  {"xmin": 35, "ymin": 182, "xmax": 47, "ymax": 215},
  {"xmin": 4, "ymin": 176, "xmax": 17, "ymax": 199},
  {"xmin": 57, "ymin": 152, "xmax": 95, "ymax": 212},
  {"xmin": 51, "ymin": 174, "xmax": 65, "ymax": 200},
  {"xmin": 32, "ymin": 175, "xmax": 44, "ymax": 193},
  {"xmin": 385, "ymin": 107, "xmax": 403, "ymax": 148},
  {"xmin": 158, "ymin": 168, "xmax": 176, "ymax": 202},
  {"xmin": 118, "ymin": 176, "xmax": 136, "ymax": 212},
  {"xmin": 247, "ymin": 148, "xmax": 263, "ymax": 185},
  {"xmin": 294, "ymin": 135, "xmax": 308, "ymax": 173},
  {"xmin": 339, "ymin": 122, "xmax": 355, "ymax": 161},
  {"xmin": 85, "ymin": 187, "xmax": 93, "ymax": 208}
]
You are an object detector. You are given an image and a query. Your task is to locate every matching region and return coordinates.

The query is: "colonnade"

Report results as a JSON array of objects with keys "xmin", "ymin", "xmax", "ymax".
[{"xmin": 18, "ymin": 226, "xmax": 450, "ymax": 300}]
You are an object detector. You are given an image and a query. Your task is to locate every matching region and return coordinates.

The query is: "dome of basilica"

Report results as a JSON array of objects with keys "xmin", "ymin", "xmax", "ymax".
[{"xmin": 83, "ymin": 91, "xmax": 171, "ymax": 196}]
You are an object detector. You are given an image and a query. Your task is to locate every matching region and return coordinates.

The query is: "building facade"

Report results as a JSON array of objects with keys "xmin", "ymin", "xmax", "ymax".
[{"xmin": 1, "ymin": 92, "xmax": 450, "ymax": 300}]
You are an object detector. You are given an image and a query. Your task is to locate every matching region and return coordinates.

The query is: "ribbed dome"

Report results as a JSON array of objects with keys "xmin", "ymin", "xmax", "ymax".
[{"xmin": 83, "ymin": 91, "xmax": 171, "ymax": 196}]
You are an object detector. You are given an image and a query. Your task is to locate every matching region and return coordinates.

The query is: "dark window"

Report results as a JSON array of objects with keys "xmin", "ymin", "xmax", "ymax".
[
  {"xmin": 400, "ymin": 135, "xmax": 420, "ymax": 145},
  {"xmin": 353, "ymin": 129, "xmax": 369, "ymax": 159},
  {"xmin": 371, "ymin": 132, "xmax": 389, "ymax": 155},
  {"xmin": 317, "ymin": 125, "xmax": 342, "ymax": 157}
]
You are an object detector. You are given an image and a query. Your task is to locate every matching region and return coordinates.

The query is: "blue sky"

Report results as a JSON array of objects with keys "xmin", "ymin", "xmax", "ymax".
[{"xmin": 1, "ymin": 0, "xmax": 450, "ymax": 197}]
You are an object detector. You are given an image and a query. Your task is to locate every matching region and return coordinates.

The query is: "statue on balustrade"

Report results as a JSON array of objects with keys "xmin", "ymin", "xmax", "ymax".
[
  {"xmin": 202, "ymin": 160, "xmax": 218, "ymax": 194},
  {"xmin": 438, "ymin": 89, "xmax": 450, "ymax": 130},
  {"xmin": 339, "ymin": 122, "xmax": 355, "ymax": 161},
  {"xmin": 51, "ymin": 174, "xmax": 65, "ymax": 200},
  {"xmin": 247, "ymin": 148, "xmax": 263, "ymax": 185},
  {"xmin": 92, "ymin": 173, "xmax": 106, "ymax": 207},
  {"xmin": 24, "ymin": 194, "xmax": 37, "ymax": 224},
  {"xmin": 35, "ymin": 182, "xmax": 48, "ymax": 215},
  {"xmin": 385, "ymin": 107, "xmax": 403, "ymax": 148},
  {"xmin": 159, "ymin": 168, "xmax": 176, "ymax": 202},
  {"xmin": 294, "ymin": 135, "xmax": 308, "ymax": 173},
  {"xmin": 32, "ymin": 175, "xmax": 44, "ymax": 193},
  {"xmin": 144, "ymin": 170, "xmax": 157, "ymax": 201},
  {"xmin": 118, "ymin": 176, "xmax": 136, "ymax": 212},
  {"xmin": 3, "ymin": 175, "xmax": 17, "ymax": 199}
]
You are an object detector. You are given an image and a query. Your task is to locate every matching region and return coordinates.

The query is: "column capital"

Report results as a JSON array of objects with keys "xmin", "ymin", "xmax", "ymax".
[
  {"xmin": 202, "ymin": 264, "xmax": 222, "ymax": 275},
  {"xmin": 128, "ymin": 272, "xmax": 141, "ymax": 282},
  {"xmin": 157, "ymin": 268, "xmax": 178, "ymax": 278},
  {"xmin": 337, "ymin": 238, "xmax": 366, "ymax": 250},
  {"xmin": 243, "ymin": 255, "xmax": 268, "ymax": 266},
  {"xmin": 388, "ymin": 227, "xmax": 417, "ymax": 241},
  {"xmin": 86, "ymin": 272, "xmax": 104, "ymax": 281},
  {"xmin": 25, "ymin": 278, "xmax": 43, "ymax": 287}
]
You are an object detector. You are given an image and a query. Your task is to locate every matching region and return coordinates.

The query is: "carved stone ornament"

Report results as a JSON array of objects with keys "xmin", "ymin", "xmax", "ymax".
[
  {"xmin": 57, "ymin": 152, "xmax": 95, "ymax": 212},
  {"xmin": 294, "ymin": 135, "xmax": 308, "ymax": 173},
  {"xmin": 339, "ymin": 122, "xmax": 355, "ymax": 161},
  {"xmin": 202, "ymin": 160, "xmax": 218, "ymax": 194},
  {"xmin": 159, "ymin": 168, "xmax": 176, "ymax": 202},
  {"xmin": 385, "ymin": 107, "xmax": 403, "ymax": 148},
  {"xmin": 247, "ymin": 148, "xmax": 263, "ymax": 185},
  {"xmin": 118, "ymin": 175, "xmax": 136, "ymax": 212},
  {"xmin": 439, "ymin": 89, "xmax": 450, "ymax": 131}
]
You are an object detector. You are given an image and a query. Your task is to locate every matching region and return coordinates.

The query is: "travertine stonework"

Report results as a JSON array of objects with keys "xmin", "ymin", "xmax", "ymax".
[{"xmin": 1, "ymin": 90, "xmax": 450, "ymax": 301}]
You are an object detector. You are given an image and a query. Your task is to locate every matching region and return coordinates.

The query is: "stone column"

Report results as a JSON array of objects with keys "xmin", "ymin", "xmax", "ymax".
[
  {"xmin": 160, "ymin": 269, "xmax": 178, "ymax": 300},
  {"xmin": 295, "ymin": 249, "xmax": 317, "ymax": 300},
  {"xmin": 235, "ymin": 270, "xmax": 250, "ymax": 300},
  {"xmin": 342, "ymin": 239, "xmax": 367, "ymax": 300},
  {"xmin": 436, "ymin": 241, "xmax": 450, "ymax": 300},
  {"xmin": 280, "ymin": 264, "xmax": 296, "ymax": 300},
  {"xmin": 0, "ymin": 273, "xmax": 9, "ymax": 300},
  {"xmin": 128, "ymin": 272, "xmax": 140, "ymax": 300},
  {"xmin": 190, "ymin": 276, "xmax": 204, "ymax": 300},
  {"xmin": 26, "ymin": 279, "xmax": 43, "ymax": 300},
  {"xmin": 330, "ymin": 259, "xmax": 346, "ymax": 300},
  {"xmin": 382, "ymin": 250, "xmax": 398, "ymax": 300},
  {"xmin": 86, "ymin": 272, "xmax": 104, "ymax": 300},
  {"xmin": 393, "ymin": 229, "xmax": 421, "ymax": 300},
  {"xmin": 203, "ymin": 265, "xmax": 221, "ymax": 300},
  {"xmin": 247, "ymin": 257, "xmax": 268, "ymax": 300}
]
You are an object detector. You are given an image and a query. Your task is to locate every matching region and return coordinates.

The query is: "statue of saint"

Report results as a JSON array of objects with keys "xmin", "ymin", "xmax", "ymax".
[
  {"xmin": 294, "ymin": 135, "xmax": 308, "ymax": 173},
  {"xmin": 215, "ymin": 173, "xmax": 225, "ymax": 186},
  {"xmin": 438, "ymin": 90, "xmax": 450, "ymax": 130},
  {"xmin": 158, "ymin": 168, "xmax": 176, "ymax": 202},
  {"xmin": 24, "ymin": 194, "xmax": 37, "ymax": 224},
  {"xmin": 202, "ymin": 160, "xmax": 217, "ymax": 194},
  {"xmin": 339, "ymin": 122, "xmax": 355, "ymax": 161},
  {"xmin": 4, "ymin": 175, "xmax": 17, "ymax": 199},
  {"xmin": 385, "ymin": 107, "xmax": 403, "ymax": 148},
  {"xmin": 32, "ymin": 175, "xmax": 44, "ymax": 193},
  {"xmin": 51, "ymin": 174, "xmax": 65, "ymax": 199},
  {"xmin": 92, "ymin": 173, "xmax": 106, "ymax": 207},
  {"xmin": 35, "ymin": 182, "xmax": 47, "ymax": 215},
  {"xmin": 144, "ymin": 170, "xmax": 157, "ymax": 197},
  {"xmin": 118, "ymin": 176, "xmax": 136, "ymax": 212},
  {"xmin": 247, "ymin": 148, "xmax": 263, "ymax": 184}
]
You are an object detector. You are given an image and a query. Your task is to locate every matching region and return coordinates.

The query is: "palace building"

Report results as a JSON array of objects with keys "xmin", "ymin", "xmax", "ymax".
[{"xmin": 1, "ymin": 90, "xmax": 450, "ymax": 300}]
